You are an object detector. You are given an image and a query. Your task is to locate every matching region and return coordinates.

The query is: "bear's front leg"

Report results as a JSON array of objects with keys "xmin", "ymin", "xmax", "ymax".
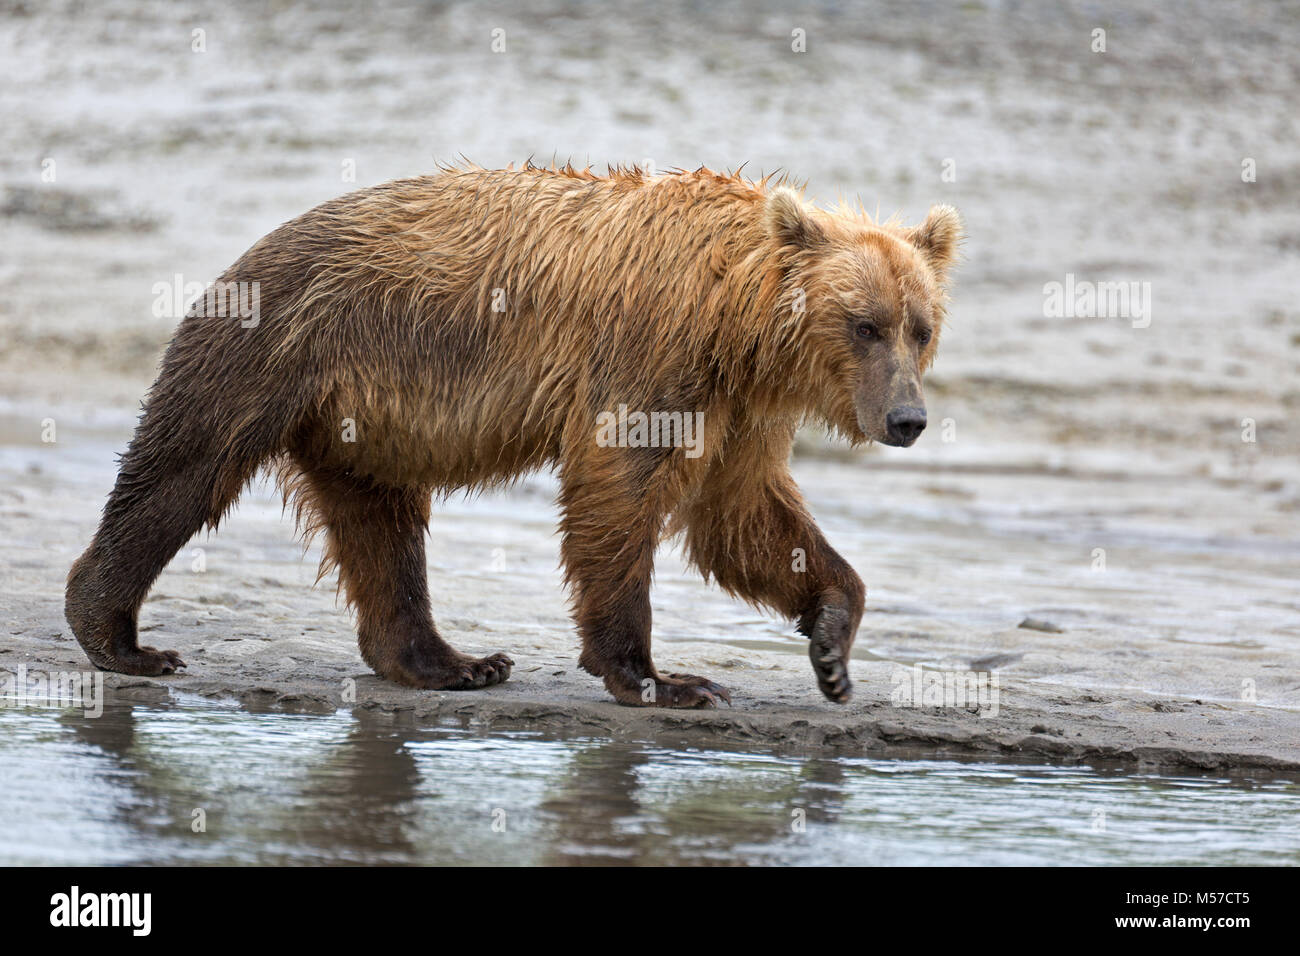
[
  {"xmin": 579, "ymin": 588, "xmax": 733, "ymax": 709},
  {"xmin": 558, "ymin": 453, "xmax": 730, "ymax": 708},
  {"xmin": 796, "ymin": 588, "xmax": 860, "ymax": 703},
  {"xmin": 682, "ymin": 446, "xmax": 865, "ymax": 704}
]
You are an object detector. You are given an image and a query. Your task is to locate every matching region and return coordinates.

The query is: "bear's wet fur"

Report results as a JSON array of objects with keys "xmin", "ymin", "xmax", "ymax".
[{"xmin": 66, "ymin": 163, "xmax": 961, "ymax": 707}]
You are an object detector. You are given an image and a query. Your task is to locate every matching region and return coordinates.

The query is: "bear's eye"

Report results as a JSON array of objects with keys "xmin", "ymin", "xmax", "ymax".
[
  {"xmin": 916, "ymin": 327, "xmax": 933, "ymax": 346},
  {"xmin": 855, "ymin": 321, "xmax": 878, "ymax": 340}
]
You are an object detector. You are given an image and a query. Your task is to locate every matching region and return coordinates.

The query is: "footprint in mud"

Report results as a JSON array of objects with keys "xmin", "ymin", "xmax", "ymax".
[{"xmin": 969, "ymin": 652, "xmax": 1025, "ymax": 670}]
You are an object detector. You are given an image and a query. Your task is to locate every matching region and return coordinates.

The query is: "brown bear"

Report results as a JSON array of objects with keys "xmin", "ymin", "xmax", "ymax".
[{"xmin": 65, "ymin": 163, "xmax": 961, "ymax": 708}]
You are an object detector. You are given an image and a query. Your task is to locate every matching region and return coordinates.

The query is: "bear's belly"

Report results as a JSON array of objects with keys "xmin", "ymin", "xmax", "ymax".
[{"xmin": 304, "ymin": 383, "xmax": 561, "ymax": 490}]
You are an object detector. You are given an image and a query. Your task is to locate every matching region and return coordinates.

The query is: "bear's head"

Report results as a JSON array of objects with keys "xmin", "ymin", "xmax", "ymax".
[{"xmin": 765, "ymin": 188, "xmax": 962, "ymax": 447}]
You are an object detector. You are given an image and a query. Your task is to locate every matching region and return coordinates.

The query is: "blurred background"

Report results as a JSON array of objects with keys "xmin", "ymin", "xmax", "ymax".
[
  {"xmin": 2, "ymin": 0, "xmax": 1298, "ymax": 707},
  {"xmin": 3, "ymin": 0, "xmax": 1300, "ymax": 868},
  {"xmin": 3, "ymin": 1, "xmax": 1297, "ymax": 464}
]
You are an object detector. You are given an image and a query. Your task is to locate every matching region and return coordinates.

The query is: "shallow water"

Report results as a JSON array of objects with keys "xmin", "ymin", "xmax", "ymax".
[{"xmin": 2, "ymin": 696, "xmax": 1297, "ymax": 866}]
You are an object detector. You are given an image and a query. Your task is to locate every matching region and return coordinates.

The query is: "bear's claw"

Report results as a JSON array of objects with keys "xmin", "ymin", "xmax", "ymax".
[
  {"xmin": 665, "ymin": 673, "xmax": 732, "ymax": 707},
  {"xmin": 447, "ymin": 652, "xmax": 514, "ymax": 689},
  {"xmin": 91, "ymin": 645, "xmax": 187, "ymax": 676},
  {"xmin": 608, "ymin": 672, "xmax": 733, "ymax": 708},
  {"xmin": 386, "ymin": 651, "xmax": 514, "ymax": 690},
  {"xmin": 808, "ymin": 605, "xmax": 853, "ymax": 703}
]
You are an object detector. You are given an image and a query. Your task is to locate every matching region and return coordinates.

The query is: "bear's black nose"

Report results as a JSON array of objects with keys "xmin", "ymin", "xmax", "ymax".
[{"xmin": 885, "ymin": 406, "xmax": 927, "ymax": 446}]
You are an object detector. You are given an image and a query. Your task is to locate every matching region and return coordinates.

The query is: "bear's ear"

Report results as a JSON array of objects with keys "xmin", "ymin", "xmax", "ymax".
[
  {"xmin": 907, "ymin": 204, "xmax": 963, "ymax": 281},
  {"xmin": 765, "ymin": 187, "xmax": 826, "ymax": 249}
]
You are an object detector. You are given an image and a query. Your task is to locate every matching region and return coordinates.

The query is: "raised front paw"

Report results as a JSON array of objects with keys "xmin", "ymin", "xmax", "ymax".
[{"xmin": 807, "ymin": 605, "xmax": 853, "ymax": 703}]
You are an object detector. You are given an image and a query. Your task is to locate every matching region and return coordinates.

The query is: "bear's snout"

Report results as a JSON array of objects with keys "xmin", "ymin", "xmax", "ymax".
[{"xmin": 884, "ymin": 406, "xmax": 927, "ymax": 446}]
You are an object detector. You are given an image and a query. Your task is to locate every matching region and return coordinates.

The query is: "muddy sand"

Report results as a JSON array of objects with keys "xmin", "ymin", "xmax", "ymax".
[
  {"xmin": 5, "ymin": 406, "xmax": 1298, "ymax": 772},
  {"xmin": 2, "ymin": 0, "xmax": 1298, "ymax": 771}
]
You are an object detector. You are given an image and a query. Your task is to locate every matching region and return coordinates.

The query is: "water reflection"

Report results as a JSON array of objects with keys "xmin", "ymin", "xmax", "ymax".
[
  {"xmin": 535, "ymin": 744, "xmax": 850, "ymax": 865},
  {"xmin": 2, "ymin": 698, "xmax": 1297, "ymax": 866}
]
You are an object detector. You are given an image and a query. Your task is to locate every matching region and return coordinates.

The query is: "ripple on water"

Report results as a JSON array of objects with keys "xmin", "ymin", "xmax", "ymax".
[{"xmin": 1, "ymin": 698, "xmax": 1297, "ymax": 866}]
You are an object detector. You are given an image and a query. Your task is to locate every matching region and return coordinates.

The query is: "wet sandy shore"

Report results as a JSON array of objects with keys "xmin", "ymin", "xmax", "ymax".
[
  {"xmin": 3, "ymin": 391, "xmax": 1299, "ymax": 772},
  {"xmin": 2, "ymin": 0, "xmax": 1298, "ymax": 770}
]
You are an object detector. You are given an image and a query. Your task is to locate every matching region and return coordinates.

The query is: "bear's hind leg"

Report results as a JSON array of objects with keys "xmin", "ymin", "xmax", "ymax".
[
  {"xmin": 298, "ymin": 467, "xmax": 513, "ymax": 690},
  {"xmin": 66, "ymin": 414, "xmax": 262, "ymax": 675}
]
